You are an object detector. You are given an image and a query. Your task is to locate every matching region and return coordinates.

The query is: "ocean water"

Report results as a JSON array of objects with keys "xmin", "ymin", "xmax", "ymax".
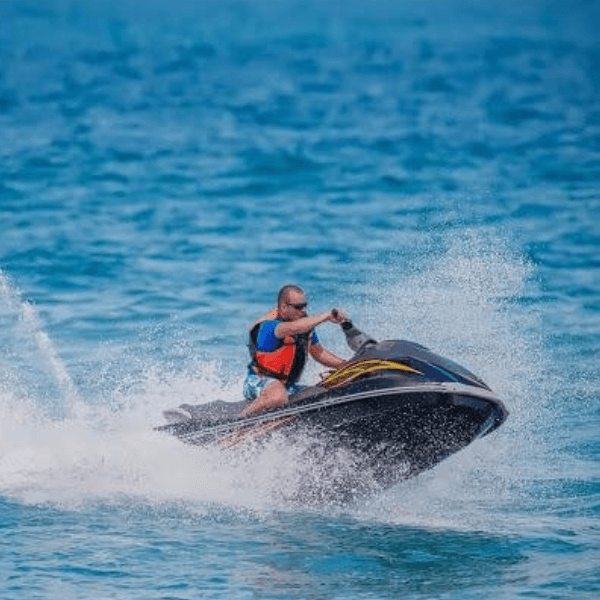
[{"xmin": 1, "ymin": 0, "xmax": 599, "ymax": 598}]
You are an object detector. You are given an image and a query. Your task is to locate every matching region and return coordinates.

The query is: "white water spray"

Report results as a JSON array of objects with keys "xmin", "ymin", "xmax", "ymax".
[
  {"xmin": 0, "ymin": 236, "xmax": 558, "ymax": 530},
  {"xmin": 0, "ymin": 269, "xmax": 79, "ymax": 415}
]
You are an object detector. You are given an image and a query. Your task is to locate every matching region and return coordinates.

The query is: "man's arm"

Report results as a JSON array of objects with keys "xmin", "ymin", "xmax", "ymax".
[
  {"xmin": 309, "ymin": 343, "xmax": 346, "ymax": 369},
  {"xmin": 275, "ymin": 311, "xmax": 334, "ymax": 338}
]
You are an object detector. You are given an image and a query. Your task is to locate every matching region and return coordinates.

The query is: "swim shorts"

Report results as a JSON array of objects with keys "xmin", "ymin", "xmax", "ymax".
[{"xmin": 243, "ymin": 370, "xmax": 304, "ymax": 402}]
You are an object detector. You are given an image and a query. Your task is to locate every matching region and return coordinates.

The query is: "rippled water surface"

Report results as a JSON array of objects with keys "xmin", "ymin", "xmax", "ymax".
[{"xmin": 1, "ymin": 0, "xmax": 599, "ymax": 598}]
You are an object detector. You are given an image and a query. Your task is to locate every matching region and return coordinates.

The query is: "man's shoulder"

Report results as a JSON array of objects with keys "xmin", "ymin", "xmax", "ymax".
[
  {"xmin": 258, "ymin": 318, "xmax": 281, "ymax": 329},
  {"xmin": 256, "ymin": 319, "xmax": 283, "ymax": 350}
]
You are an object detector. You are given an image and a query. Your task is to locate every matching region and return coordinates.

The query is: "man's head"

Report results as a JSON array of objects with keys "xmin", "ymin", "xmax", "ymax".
[{"xmin": 278, "ymin": 284, "xmax": 308, "ymax": 321}]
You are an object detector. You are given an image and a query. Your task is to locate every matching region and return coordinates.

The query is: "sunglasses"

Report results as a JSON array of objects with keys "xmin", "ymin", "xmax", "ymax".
[{"xmin": 288, "ymin": 302, "xmax": 308, "ymax": 310}]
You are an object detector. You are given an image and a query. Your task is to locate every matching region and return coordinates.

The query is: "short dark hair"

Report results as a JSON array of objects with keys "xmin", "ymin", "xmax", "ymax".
[{"xmin": 278, "ymin": 284, "xmax": 304, "ymax": 307}]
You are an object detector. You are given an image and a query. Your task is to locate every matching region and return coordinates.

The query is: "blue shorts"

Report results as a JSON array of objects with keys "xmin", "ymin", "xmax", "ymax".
[{"xmin": 243, "ymin": 370, "xmax": 304, "ymax": 402}]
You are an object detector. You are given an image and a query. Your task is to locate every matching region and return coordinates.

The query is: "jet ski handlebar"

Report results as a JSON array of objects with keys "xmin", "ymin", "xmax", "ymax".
[{"xmin": 331, "ymin": 309, "xmax": 377, "ymax": 353}]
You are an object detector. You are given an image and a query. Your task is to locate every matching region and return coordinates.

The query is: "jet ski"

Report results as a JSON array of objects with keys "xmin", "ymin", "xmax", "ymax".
[{"xmin": 155, "ymin": 320, "xmax": 508, "ymax": 498}]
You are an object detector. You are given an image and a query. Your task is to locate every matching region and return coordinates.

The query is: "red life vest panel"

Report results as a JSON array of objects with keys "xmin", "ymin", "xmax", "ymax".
[{"xmin": 248, "ymin": 309, "xmax": 309, "ymax": 384}]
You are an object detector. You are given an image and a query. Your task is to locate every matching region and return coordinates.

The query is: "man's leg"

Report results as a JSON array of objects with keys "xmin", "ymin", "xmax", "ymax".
[{"xmin": 240, "ymin": 379, "xmax": 288, "ymax": 417}]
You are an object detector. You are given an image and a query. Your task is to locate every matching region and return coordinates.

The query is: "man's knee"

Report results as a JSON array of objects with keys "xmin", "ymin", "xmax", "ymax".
[{"xmin": 261, "ymin": 379, "xmax": 287, "ymax": 403}]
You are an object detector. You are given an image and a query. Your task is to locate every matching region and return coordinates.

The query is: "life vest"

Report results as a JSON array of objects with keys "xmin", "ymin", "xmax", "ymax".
[{"xmin": 248, "ymin": 309, "xmax": 310, "ymax": 385}]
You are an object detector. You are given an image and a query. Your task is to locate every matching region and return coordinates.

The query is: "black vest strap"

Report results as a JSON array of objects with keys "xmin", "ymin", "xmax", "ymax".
[{"xmin": 286, "ymin": 332, "xmax": 308, "ymax": 386}]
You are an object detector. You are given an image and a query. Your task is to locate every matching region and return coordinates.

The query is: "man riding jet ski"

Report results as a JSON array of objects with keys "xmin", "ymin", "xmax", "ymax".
[
  {"xmin": 157, "ymin": 286, "xmax": 508, "ymax": 498},
  {"xmin": 241, "ymin": 284, "xmax": 349, "ymax": 417}
]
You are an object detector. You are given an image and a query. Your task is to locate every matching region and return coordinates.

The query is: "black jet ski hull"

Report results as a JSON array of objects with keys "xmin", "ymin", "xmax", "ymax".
[{"xmin": 156, "ymin": 381, "xmax": 507, "ymax": 495}]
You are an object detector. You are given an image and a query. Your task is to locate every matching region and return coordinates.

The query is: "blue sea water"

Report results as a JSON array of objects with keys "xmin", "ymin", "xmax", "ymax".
[{"xmin": 1, "ymin": 0, "xmax": 599, "ymax": 598}]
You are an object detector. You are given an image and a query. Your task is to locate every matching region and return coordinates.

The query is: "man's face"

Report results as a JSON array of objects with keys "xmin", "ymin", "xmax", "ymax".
[{"xmin": 280, "ymin": 290, "xmax": 308, "ymax": 321}]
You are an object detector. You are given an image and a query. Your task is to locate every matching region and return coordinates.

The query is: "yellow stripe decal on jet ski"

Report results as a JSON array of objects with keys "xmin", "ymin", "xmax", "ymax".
[{"xmin": 321, "ymin": 359, "xmax": 421, "ymax": 388}]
